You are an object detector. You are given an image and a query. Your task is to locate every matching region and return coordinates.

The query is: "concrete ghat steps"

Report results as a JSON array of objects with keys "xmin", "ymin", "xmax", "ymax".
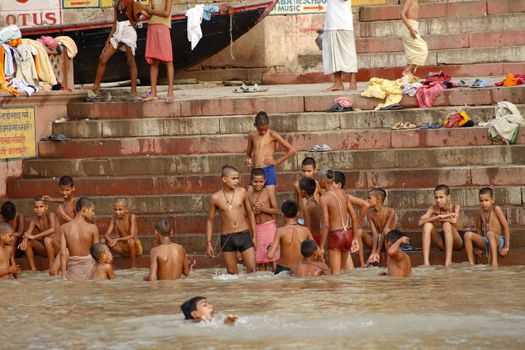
[
  {"xmin": 66, "ymin": 85, "xmax": 525, "ymax": 119},
  {"xmin": 20, "ymin": 145, "xmax": 525, "ymax": 177},
  {"xmin": 8, "ymin": 165, "xmax": 525, "ymax": 197}
]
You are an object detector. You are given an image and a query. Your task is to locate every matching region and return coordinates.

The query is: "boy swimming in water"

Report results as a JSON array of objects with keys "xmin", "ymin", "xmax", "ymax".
[
  {"xmin": 248, "ymin": 168, "xmax": 279, "ymax": 271},
  {"xmin": 104, "ymin": 198, "xmax": 143, "ymax": 268},
  {"xmin": 245, "ymin": 111, "xmax": 296, "ymax": 196},
  {"xmin": 144, "ymin": 219, "xmax": 191, "ymax": 281},
  {"xmin": 299, "ymin": 177, "xmax": 322, "ymax": 245},
  {"xmin": 180, "ymin": 296, "xmax": 238, "ymax": 325},
  {"xmin": 0, "ymin": 223, "xmax": 20, "ymax": 279},
  {"xmin": 294, "ymin": 239, "xmax": 331, "ymax": 277},
  {"xmin": 207, "ymin": 166, "xmax": 257, "ymax": 274},
  {"xmin": 267, "ymin": 200, "xmax": 313, "ymax": 274},
  {"xmin": 418, "ymin": 184, "xmax": 463, "ymax": 267},
  {"xmin": 385, "ymin": 230, "xmax": 412, "ymax": 278},
  {"xmin": 463, "ymin": 187, "xmax": 510, "ymax": 267},
  {"xmin": 90, "ymin": 243, "xmax": 115, "ymax": 280}
]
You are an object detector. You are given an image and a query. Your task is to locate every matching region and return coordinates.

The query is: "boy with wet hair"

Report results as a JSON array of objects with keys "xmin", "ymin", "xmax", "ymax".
[
  {"xmin": 104, "ymin": 198, "xmax": 143, "ymax": 268},
  {"xmin": 464, "ymin": 187, "xmax": 510, "ymax": 267},
  {"xmin": 418, "ymin": 184, "xmax": 463, "ymax": 267},
  {"xmin": 299, "ymin": 177, "xmax": 322, "ymax": 245},
  {"xmin": 245, "ymin": 111, "xmax": 296, "ymax": 195},
  {"xmin": 19, "ymin": 197, "xmax": 58, "ymax": 271},
  {"xmin": 385, "ymin": 230, "xmax": 412, "ymax": 278},
  {"xmin": 60, "ymin": 197, "xmax": 100, "ymax": 280},
  {"xmin": 207, "ymin": 165, "xmax": 257, "ymax": 275},
  {"xmin": 90, "ymin": 243, "xmax": 115, "ymax": 280},
  {"xmin": 355, "ymin": 188, "xmax": 396, "ymax": 267},
  {"xmin": 267, "ymin": 200, "xmax": 313, "ymax": 274},
  {"xmin": 0, "ymin": 223, "xmax": 21, "ymax": 279},
  {"xmin": 144, "ymin": 219, "xmax": 191, "ymax": 281},
  {"xmin": 248, "ymin": 168, "xmax": 279, "ymax": 271},
  {"xmin": 294, "ymin": 157, "xmax": 322, "ymax": 217},
  {"xmin": 294, "ymin": 239, "xmax": 331, "ymax": 277},
  {"xmin": 180, "ymin": 296, "xmax": 238, "ymax": 325},
  {"xmin": 1, "ymin": 201, "xmax": 24, "ymax": 258},
  {"xmin": 43, "ymin": 175, "xmax": 78, "ymax": 224}
]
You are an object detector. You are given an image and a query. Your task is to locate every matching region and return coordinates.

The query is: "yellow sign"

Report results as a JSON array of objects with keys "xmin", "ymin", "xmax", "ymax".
[
  {"xmin": 63, "ymin": 0, "xmax": 100, "ymax": 9},
  {"xmin": 0, "ymin": 107, "xmax": 36, "ymax": 159},
  {"xmin": 271, "ymin": 0, "xmax": 386, "ymax": 15},
  {"xmin": 101, "ymin": 0, "xmax": 150, "ymax": 8}
]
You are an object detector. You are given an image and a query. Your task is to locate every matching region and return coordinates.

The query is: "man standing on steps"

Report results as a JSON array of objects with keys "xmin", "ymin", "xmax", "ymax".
[
  {"xmin": 400, "ymin": 0, "xmax": 428, "ymax": 77},
  {"xmin": 322, "ymin": 0, "xmax": 358, "ymax": 91}
]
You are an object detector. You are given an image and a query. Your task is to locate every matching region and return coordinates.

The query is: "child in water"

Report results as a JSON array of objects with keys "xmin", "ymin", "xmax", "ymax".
[
  {"xmin": 90, "ymin": 243, "xmax": 115, "ymax": 280},
  {"xmin": 180, "ymin": 296, "xmax": 238, "ymax": 325}
]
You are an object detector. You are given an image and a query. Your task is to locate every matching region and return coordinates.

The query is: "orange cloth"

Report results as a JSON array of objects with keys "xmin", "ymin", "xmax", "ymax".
[
  {"xmin": 503, "ymin": 73, "xmax": 518, "ymax": 87},
  {"xmin": 0, "ymin": 46, "xmax": 5, "ymax": 84},
  {"xmin": 8, "ymin": 38, "xmax": 22, "ymax": 47}
]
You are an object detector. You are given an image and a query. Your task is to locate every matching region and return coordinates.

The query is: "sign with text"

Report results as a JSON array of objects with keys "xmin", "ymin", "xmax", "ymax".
[
  {"xmin": 63, "ymin": 0, "xmax": 100, "ymax": 9},
  {"xmin": 0, "ymin": 107, "xmax": 36, "ymax": 159},
  {"xmin": 271, "ymin": 0, "xmax": 387, "ymax": 15},
  {"xmin": 0, "ymin": 0, "xmax": 62, "ymax": 27}
]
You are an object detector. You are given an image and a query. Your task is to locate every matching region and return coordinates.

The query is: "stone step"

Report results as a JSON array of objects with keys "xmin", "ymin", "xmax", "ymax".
[
  {"xmin": 358, "ymin": 0, "xmax": 524, "ymax": 22},
  {"xmin": 53, "ymin": 105, "xmax": 525, "ymax": 139},
  {"xmin": 8, "ymin": 187, "xmax": 524, "ymax": 215},
  {"xmin": 66, "ymin": 85, "xmax": 525, "ymax": 118},
  {"xmin": 37, "ymin": 127, "xmax": 525, "ymax": 158},
  {"xmin": 20, "ymin": 145, "xmax": 525, "ymax": 177},
  {"xmin": 7, "ymin": 166, "xmax": 525, "ymax": 197}
]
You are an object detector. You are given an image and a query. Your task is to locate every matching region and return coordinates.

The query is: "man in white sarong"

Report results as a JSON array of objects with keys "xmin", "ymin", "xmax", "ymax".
[
  {"xmin": 322, "ymin": 0, "xmax": 357, "ymax": 91},
  {"xmin": 401, "ymin": 0, "xmax": 428, "ymax": 76}
]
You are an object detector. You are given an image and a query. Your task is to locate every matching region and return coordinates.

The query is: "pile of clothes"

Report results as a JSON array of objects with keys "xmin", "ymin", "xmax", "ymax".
[{"xmin": 0, "ymin": 24, "xmax": 77, "ymax": 97}]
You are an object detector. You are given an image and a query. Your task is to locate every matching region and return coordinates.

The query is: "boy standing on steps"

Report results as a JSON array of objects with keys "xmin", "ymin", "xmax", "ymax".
[
  {"xmin": 207, "ymin": 166, "xmax": 257, "ymax": 274},
  {"xmin": 245, "ymin": 111, "xmax": 296, "ymax": 196},
  {"xmin": 401, "ymin": 0, "xmax": 428, "ymax": 77}
]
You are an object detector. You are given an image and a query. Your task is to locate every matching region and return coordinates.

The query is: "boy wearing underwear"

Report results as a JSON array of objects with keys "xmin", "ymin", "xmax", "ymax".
[
  {"xmin": 299, "ymin": 177, "xmax": 322, "ymax": 245},
  {"xmin": 294, "ymin": 239, "xmax": 331, "ymax": 277},
  {"xmin": 60, "ymin": 197, "xmax": 100, "ymax": 281},
  {"xmin": 418, "ymin": 184, "xmax": 463, "ymax": 267},
  {"xmin": 268, "ymin": 200, "xmax": 313, "ymax": 274},
  {"xmin": 90, "ymin": 243, "xmax": 115, "ymax": 280},
  {"xmin": 207, "ymin": 166, "xmax": 257, "ymax": 274},
  {"xmin": 181, "ymin": 296, "xmax": 238, "ymax": 325},
  {"xmin": 0, "ymin": 223, "xmax": 20, "ymax": 279},
  {"xmin": 104, "ymin": 198, "xmax": 143, "ymax": 268},
  {"xmin": 245, "ymin": 111, "xmax": 296, "ymax": 196},
  {"xmin": 144, "ymin": 219, "xmax": 191, "ymax": 281},
  {"xmin": 401, "ymin": 0, "xmax": 428, "ymax": 76},
  {"xmin": 385, "ymin": 230, "xmax": 412, "ymax": 278},
  {"xmin": 355, "ymin": 188, "xmax": 396, "ymax": 267},
  {"xmin": 248, "ymin": 168, "xmax": 279, "ymax": 271},
  {"xmin": 19, "ymin": 197, "xmax": 58, "ymax": 271},
  {"xmin": 464, "ymin": 187, "xmax": 510, "ymax": 267}
]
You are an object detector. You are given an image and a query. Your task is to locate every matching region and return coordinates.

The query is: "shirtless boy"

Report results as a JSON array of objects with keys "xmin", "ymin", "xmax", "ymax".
[
  {"xmin": 181, "ymin": 296, "xmax": 238, "ymax": 325},
  {"xmin": 418, "ymin": 184, "xmax": 463, "ymax": 267},
  {"xmin": 104, "ymin": 198, "xmax": 143, "ymax": 268},
  {"xmin": 90, "ymin": 243, "xmax": 115, "ymax": 280},
  {"xmin": 144, "ymin": 219, "xmax": 190, "ymax": 281},
  {"xmin": 294, "ymin": 239, "xmax": 331, "ymax": 277},
  {"xmin": 294, "ymin": 157, "xmax": 322, "ymax": 219},
  {"xmin": 299, "ymin": 177, "xmax": 322, "ymax": 245},
  {"xmin": 401, "ymin": 0, "xmax": 428, "ymax": 76},
  {"xmin": 1, "ymin": 201, "xmax": 24, "ymax": 258},
  {"xmin": 245, "ymin": 111, "xmax": 296, "ymax": 195},
  {"xmin": 320, "ymin": 170, "xmax": 359, "ymax": 274},
  {"xmin": 355, "ymin": 188, "xmax": 396, "ymax": 267},
  {"xmin": 463, "ymin": 188, "xmax": 510, "ymax": 267},
  {"xmin": 207, "ymin": 166, "xmax": 257, "ymax": 274},
  {"xmin": 267, "ymin": 200, "xmax": 313, "ymax": 274},
  {"xmin": 385, "ymin": 230, "xmax": 412, "ymax": 278},
  {"xmin": 0, "ymin": 223, "xmax": 21, "ymax": 280},
  {"xmin": 19, "ymin": 197, "xmax": 58, "ymax": 271},
  {"xmin": 43, "ymin": 175, "xmax": 78, "ymax": 225},
  {"xmin": 248, "ymin": 168, "xmax": 279, "ymax": 271},
  {"xmin": 60, "ymin": 197, "xmax": 100, "ymax": 280}
]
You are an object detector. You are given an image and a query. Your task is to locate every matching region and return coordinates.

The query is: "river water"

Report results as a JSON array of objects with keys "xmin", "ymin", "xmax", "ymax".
[{"xmin": 2, "ymin": 265, "xmax": 524, "ymax": 349}]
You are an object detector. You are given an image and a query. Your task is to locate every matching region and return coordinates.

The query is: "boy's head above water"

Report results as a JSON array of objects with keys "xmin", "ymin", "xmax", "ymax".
[
  {"xmin": 282, "ymin": 200, "xmax": 298, "ymax": 219},
  {"xmin": 32, "ymin": 196, "xmax": 48, "ymax": 217},
  {"xmin": 301, "ymin": 157, "xmax": 316, "ymax": 177},
  {"xmin": 154, "ymin": 219, "xmax": 171, "ymax": 238},
  {"xmin": 368, "ymin": 188, "xmax": 386, "ymax": 206},
  {"xmin": 1, "ymin": 201, "xmax": 16, "ymax": 221},
  {"xmin": 254, "ymin": 111, "xmax": 269, "ymax": 135},
  {"xmin": 301, "ymin": 239, "xmax": 318, "ymax": 259},
  {"xmin": 299, "ymin": 177, "xmax": 317, "ymax": 198},
  {"xmin": 479, "ymin": 187, "xmax": 495, "ymax": 211},
  {"xmin": 76, "ymin": 197, "xmax": 95, "ymax": 220},
  {"xmin": 385, "ymin": 229, "xmax": 407, "ymax": 247},
  {"xmin": 251, "ymin": 168, "xmax": 266, "ymax": 191},
  {"xmin": 0, "ymin": 222, "xmax": 14, "ymax": 245},
  {"xmin": 433, "ymin": 184, "xmax": 450, "ymax": 209},
  {"xmin": 113, "ymin": 198, "xmax": 129, "ymax": 218},
  {"xmin": 90, "ymin": 243, "xmax": 113, "ymax": 264},
  {"xmin": 181, "ymin": 296, "xmax": 214, "ymax": 321},
  {"xmin": 58, "ymin": 175, "xmax": 75, "ymax": 200}
]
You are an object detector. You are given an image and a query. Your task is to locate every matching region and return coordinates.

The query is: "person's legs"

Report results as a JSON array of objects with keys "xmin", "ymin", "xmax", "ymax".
[
  {"xmin": 240, "ymin": 247, "xmax": 256, "ymax": 273},
  {"xmin": 125, "ymin": 46, "xmax": 138, "ymax": 97},
  {"xmin": 325, "ymin": 72, "xmax": 344, "ymax": 92},
  {"xmin": 464, "ymin": 231, "xmax": 485, "ymax": 265},
  {"xmin": 441, "ymin": 222, "xmax": 454, "ymax": 266},
  {"xmin": 26, "ymin": 240, "xmax": 46, "ymax": 271},
  {"xmin": 127, "ymin": 238, "xmax": 137, "ymax": 268},
  {"xmin": 486, "ymin": 231, "xmax": 499, "ymax": 267},
  {"xmin": 328, "ymin": 250, "xmax": 342, "ymax": 274},
  {"xmin": 43, "ymin": 237, "xmax": 57, "ymax": 267},
  {"xmin": 349, "ymin": 73, "xmax": 357, "ymax": 90},
  {"xmin": 146, "ymin": 59, "xmax": 160, "ymax": 100},
  {"xmin": 355, "ymin": 229, "xmax": 372, "ymax": 267},
  {"xmin": 223, "ymin": 251, "xmax": 239, "ymax": 274},
  {"xmin": 340, "ymin": 250, "xmax": 351, "ymax": 271},
  {"xmin": 403, "ymin": 64, "xmax": 416, "ymax": 76},
  {"xmin": 165, "ymin": 61, "xmax": 174, "ymax": 102},
  {"xmin": 92, "ymin": 44, "xmax": 118, "ymax": 93},
  {"xmin": 421, "ymin": 223, "xmax": 435, "ymax": 266}
]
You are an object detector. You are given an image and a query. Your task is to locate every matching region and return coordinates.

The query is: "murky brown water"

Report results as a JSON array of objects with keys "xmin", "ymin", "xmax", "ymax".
[{"xmin": 2, "ymin": 265, "xmax": 525, "ymax": 349}]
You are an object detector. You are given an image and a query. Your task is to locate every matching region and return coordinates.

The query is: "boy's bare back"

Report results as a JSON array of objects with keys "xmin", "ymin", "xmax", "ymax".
[
  {"xmin": 93, "ymin": 263, "xmax": 115, "ymax": 280},
  {"xmin": 62, "ymin": 220, "xmax": 99, "ymax": 257},
  {"xmin": 294, "ymin": 261, "xmax": 331, "ymax": 277},
  {"xmin": 403, "ymin": 0, "xmax": 419, "ymax": 20},
  {"xmin": 148, "ymin": 243, "xmax": 189, "ymax": 280},
  {"xmin": 276, "ymin": 225, "xmax": 313, "ymax": 268},
  {"xmin": 322, "ymin": 189, "xmax": 352, "ymax": 231},
  {"xmin": 305, "ymin": 199, "xmax": 322, "ymax": 236}
]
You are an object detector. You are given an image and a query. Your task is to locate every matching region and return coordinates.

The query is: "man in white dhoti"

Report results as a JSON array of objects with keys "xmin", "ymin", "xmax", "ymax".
[
  {"xmin": 401, "ymin": 0, "xmax": 428, "ymax": 76},
  {"xmin": 322, "ymin": 0, "xmax": 358, "ymax": 91}
]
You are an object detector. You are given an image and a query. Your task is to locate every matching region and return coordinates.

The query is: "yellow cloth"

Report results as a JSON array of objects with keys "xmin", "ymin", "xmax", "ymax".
[
  {"xmin": 23, "ymin": 39, "xmax": 57, "ymax": 85},
  {"xmin": 400, "ymin": 19, "xmax": 428, "ymax": 67},
  {"xmin": 149, "ymin": 0, "xmax": 172, "ymax": 28},
  {"xmin": 55, "ymin": 36, "xmax": 78, "ymax": 59},
  {"xmin": 117, "ymin": 239, "xmax": 143, "ymax": 256},
  {"xmin": 361, "ymin": 78, "xmax": 403, "ymax": 110}
]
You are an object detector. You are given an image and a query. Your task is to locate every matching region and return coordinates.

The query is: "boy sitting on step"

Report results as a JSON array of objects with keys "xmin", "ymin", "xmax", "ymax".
[
  {"xmin": 104, "ymin": 198, "xmax": 143, "ymax": 268},
  {"xmin": 294, "ymin": 239, "xmax": 331, "ymax": 277},
  {"xmin": 463, "ymin": 187, "xmax": 510, "ymax": 267},
  {"xmin": 90, "ymin": 243, "xmax": 115, "ymax": 280}
]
